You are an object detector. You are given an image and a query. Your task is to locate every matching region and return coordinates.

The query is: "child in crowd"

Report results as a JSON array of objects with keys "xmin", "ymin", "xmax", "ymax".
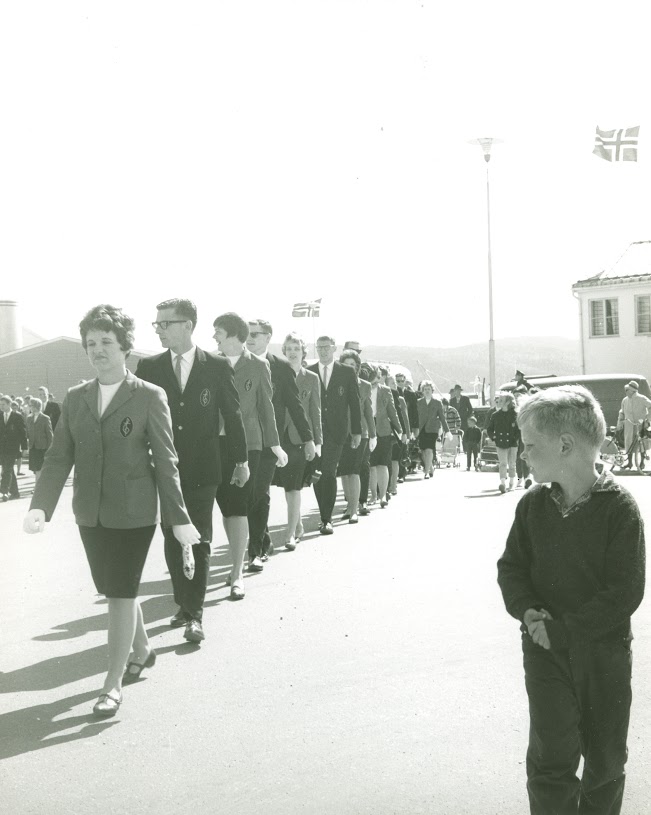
[
  {"xmin": 497, "ymin": 385, "xmax": 645, "ymax": 815},
  {"xmin": 462, "ymin": 415, "xmax": 482, "ymax": 471},
  {"xmin": 486, "ymin": 391, "xmax": 520, "ymax": 492}
]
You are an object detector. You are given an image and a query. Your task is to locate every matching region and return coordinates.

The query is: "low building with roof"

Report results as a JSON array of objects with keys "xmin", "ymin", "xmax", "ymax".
[{"xmin": 572, "ymin": 240, "xmax": 651, "ymax": 383}]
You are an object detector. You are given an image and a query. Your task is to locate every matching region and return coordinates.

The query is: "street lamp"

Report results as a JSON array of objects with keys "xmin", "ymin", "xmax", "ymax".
[{"xmin": 469, "ymin": 137, "xmax": 502, "ymax": 406}]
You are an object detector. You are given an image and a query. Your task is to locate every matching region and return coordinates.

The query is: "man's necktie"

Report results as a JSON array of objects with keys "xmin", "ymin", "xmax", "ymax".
[
  {"xmin": 175, "ymin": 354, "xmax": 184, "ymax": 392},
  {"xmin": 323, "ymin": 365, "xmax": 329, "ymax": 390}
]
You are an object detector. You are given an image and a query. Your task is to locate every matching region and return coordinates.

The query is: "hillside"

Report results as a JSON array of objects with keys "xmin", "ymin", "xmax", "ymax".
[{"xmin": 270, "ymin": 336, "xmax": 581, "ymax": 393}]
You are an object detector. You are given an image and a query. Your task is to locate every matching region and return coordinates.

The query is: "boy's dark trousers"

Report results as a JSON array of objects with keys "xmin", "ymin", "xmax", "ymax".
[
  {"xmin": 465, "ymin": 444, "xmax": 480, "ymax": 469},
  {"xmin": 523, "ymin": 636, "xmax": 632, "ymax": 815}
]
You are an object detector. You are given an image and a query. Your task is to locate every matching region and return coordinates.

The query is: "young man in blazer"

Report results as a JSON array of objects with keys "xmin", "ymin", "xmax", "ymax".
[
  {"xmin": 245, "ymin": 319, "xmax": 315, "ymax": 560},
  {"xmin": 213, "ymin": 312, "xmax": 287, "ymax": 575},
  {"xmin": 38, "ymin": 386, "xmax": 62, "ymax": 432},
  {"xmin": 0, "ymin": 395, "xmax": 27, "ymax": 500},
  {"xmin": 137, "ymin": 299, "xmax": 248, "ymax": 643},
  {"xmin": 308, "ymin": 336, "xmax": 361, "ymax": 534}
]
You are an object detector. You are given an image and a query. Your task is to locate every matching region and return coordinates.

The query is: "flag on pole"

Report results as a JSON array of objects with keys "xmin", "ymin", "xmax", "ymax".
[
  {"xmin": 593, "ymin": 126, "xmax": 640, "ymax": 162},
  {"xmin": 292, "ymin": 298, "xmax": 322, "ymax": 317}
]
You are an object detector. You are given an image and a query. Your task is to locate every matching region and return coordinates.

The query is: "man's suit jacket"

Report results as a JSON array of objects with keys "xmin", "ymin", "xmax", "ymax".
[
  {"xmin": 399, "ymin": 387, "xmax": 419, "ymax": 430},
  {"xmin": 286, "ymin": 367, "xmax": 322, "ymax": 446},
  {"xmin": 397, "ymin": 394, "xmax": 411, "ymax": 435},
  {"xmin": 0, "ymin": 410, "xmax": 27, "ymax": 458},
  {"xmin": 136, "ymin": 347, "xmax": 247, "ymax": 488},
  {"xmin": 308, "ymin": 361, "xmax": 361, "ymax": 446},
  {"xmin": 417, "ymin": 397, "xmax": 449, "ymax": 435},
  {"xmin": 30, "ymin": 372, "xmax": 190, "ymax": 529},
  {"xmin": 266, "ymin": 352, "xmax": 313, "ymax": 444},
  {"xmin": 449, "ymin": 394, "xmax": 474, "ymax": 429},
  {"xmin": 374, "ymin": 384, "xmax": 402, "ymax": 437},
  {"xmin": 26, "ymin": 412, "xmax": 53, "ymax": 451},
  {"xmin": 229, "ymin": 349, "xmax": 279, "ymax": 451},
  {"xmin": 44, "ymin": 400, "xmax": 62, "ymax": 431}
]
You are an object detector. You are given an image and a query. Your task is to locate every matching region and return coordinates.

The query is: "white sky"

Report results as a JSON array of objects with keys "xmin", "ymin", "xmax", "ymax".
[{"xmin": 2, "ymin": 1, "xmax": 651, "ymax": 355}]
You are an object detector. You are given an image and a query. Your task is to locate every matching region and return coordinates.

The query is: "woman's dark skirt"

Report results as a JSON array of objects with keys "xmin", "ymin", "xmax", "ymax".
[
  {"xmin": 273, "ymin": 439, "xmax": 308, "ymax": 492},
  {"xmin": 370, "ymin": 435, "xmax": 392, "ymax": 468},
  {"xmin": 418, "ymin": 431, "xmax": 438, "ymax": 451},
  {"xmin": 79, "ymin": 524, "xmax": 155, "ymax": 599},
  {"xmin": 338, "ymin": 436, "xmax": 367, "ymax": 476},
  {"xmin": 28, "ymin": 448, "xmax": 46, "ymax": 472}
]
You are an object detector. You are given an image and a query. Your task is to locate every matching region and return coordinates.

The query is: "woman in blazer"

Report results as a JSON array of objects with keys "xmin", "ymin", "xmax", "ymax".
[
  {"xmin": 417, "ymin": 380, "xmax": 450, "ymax": 478},
  {"xmin": 364, "ymin": 363, "xmax": 401, "ymax": 509},
  {"xmin": 276, "ymin": 333, "xmax": 322, "ymax": 549},
  {"xmin": 26, "ymin": 397, "xmax": 53, "ymax": 483},
  {"xmin": 24, "ymin": 305, "xmax": 199, "ymax": 719}
]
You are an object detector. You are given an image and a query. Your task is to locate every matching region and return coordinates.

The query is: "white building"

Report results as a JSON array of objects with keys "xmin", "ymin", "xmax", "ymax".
[{"xmin": 572, "ymin": 241, "xmax": 651, "ymax": 382}]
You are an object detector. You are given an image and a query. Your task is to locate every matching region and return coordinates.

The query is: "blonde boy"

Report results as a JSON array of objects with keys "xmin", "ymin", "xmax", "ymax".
[{"xmin": 497, "ymin": 386, "xmax": 645, "ymax": 815}]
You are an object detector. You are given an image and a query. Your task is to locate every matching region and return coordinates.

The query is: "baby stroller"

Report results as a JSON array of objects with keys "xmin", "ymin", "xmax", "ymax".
[
  {"xmin": 477, "ymin": 429, "xmax": 499, "ymax": 471},
  {"xmin": 405, "ymin": 438, "xmax": 422, "ymax": 474},
  {"xmin": 438, "ymin": 431, "xmax": 462, "ymax": 468}
]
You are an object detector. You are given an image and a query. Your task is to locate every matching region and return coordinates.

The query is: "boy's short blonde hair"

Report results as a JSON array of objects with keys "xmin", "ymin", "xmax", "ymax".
[{"xmin": 517, "ymin": 385, "xmax": 606, "ymax": 450}]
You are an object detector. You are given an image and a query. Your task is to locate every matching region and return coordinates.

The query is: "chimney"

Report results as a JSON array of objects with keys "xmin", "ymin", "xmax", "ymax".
[{"xmin": 0, "ymin": 300, "xmax": 22, "ymax": 355}]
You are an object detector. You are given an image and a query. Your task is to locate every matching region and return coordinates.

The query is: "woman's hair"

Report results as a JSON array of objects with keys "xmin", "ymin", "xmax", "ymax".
[
  {"xmin": 282, "ymin": 332, "xmax": 307, "ymax": 359},
  {"xmin": 517, "ymin": 385, "xmax": 606, "ymax": 450},
  {"xmin": 420, "ymin": 379, "xmax": 434, "ymax": 391},
  {"xmin": 497, "ymin": 391, "xmax": 516, "ymax": 410},
  {"xmin": 213, "ymin": 312, "xmax": 249, "ymax": 343},
  {"xmin": 339, "ymin": 349, "xmax": 361, "ymax": 374},
  {"xmin": 359, "ymin": 362, "xmax": 377, "ymax": 383},
  {"xmin": 79, "ymin": 305, "xmax": 135, "ymax": 353}
]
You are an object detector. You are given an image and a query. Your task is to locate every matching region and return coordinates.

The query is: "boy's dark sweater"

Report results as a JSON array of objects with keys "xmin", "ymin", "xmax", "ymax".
[
  {"xmin": 497, "ymin": 475, "xmax": 645, "ymax": 651},
  {"xmin": 463, "ymin": 426, "xmax": 482, "ymax": 447}
]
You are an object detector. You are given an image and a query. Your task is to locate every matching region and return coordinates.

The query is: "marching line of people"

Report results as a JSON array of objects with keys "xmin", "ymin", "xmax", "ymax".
[{"xmin": 17, "ymin": 299, "xmax": 455, "ymax": 719}]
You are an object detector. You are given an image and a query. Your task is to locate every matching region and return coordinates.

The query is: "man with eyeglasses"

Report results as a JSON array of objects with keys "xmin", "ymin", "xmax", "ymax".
[
  {"xmin": 137, "ymin": 299, "xmax": 248, "ymax": 643},
  {"xmin": 246, "ymin": 320, "xmax": 314, "ymax": 561},
  {"xmin": 308, "ymin": 336, "xmax": 361, "ymax": 534}
]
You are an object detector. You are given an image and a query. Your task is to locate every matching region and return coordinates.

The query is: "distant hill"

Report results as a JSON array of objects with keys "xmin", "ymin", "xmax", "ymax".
[{"xmin": 270, "ymin": 336, "xmax": 581, "ymax": 393}]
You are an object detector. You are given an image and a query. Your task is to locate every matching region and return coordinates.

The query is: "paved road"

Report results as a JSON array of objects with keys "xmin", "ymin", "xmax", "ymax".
[{"xmin": 1, "ymin": 466, "xmax": 650, "ymax": 814}]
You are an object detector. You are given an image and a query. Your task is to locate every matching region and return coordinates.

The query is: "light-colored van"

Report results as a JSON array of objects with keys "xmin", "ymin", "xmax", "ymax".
[{"xmin": 499, "ymin": 373, "xmax": 651, "ymax": 427}]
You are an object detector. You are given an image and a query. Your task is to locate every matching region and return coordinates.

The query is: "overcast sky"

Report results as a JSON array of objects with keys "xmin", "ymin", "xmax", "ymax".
[{"xmin": 2, "ymin": 1, "xmax": 651, "ymax": 355}]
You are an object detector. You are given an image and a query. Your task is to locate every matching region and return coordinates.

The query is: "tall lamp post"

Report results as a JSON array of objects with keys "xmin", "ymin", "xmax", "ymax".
[{"xmin": 469, "ymin": 137, "xmax": 502, "ymax": 405}]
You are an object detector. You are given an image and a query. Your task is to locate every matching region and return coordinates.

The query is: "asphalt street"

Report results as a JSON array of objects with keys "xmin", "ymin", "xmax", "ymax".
[{"xmin": 1, "ymin": 465, "xmax": 650, "ymax": 815}]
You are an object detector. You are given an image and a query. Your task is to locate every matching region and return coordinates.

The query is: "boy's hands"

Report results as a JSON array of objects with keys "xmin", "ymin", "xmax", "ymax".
[{"xmin": 524, "ymin": 608, "xmax": 553, "ymax": 650}]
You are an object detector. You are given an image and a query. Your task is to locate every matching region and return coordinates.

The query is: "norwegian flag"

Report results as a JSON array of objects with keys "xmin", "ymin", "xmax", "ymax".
[
  {"xmin": 292, "ymin": 298, "xmax": 322, "ymax": 317},
  {"xmin": 593, "ymin": 126, "xmax": 640, "ymax": 162}
]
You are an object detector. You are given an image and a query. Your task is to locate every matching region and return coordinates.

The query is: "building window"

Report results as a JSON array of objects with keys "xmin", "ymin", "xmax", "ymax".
[
  {"xmin": 590, "ymin": 298, "xmax": 619, "ymax": 337},
  {"xmin": 636, "ymin": 295, "xmax": 651, "ymax": 334}
]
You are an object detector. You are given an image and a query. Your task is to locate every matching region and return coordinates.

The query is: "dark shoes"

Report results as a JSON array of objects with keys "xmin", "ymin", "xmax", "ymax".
[
  {"xmin": 349, "ymin": 514, "xmax": 359, "ymax": 524},
  {"xmin": 248, "ymin": 556, "xmax": 264, "ymax": 572},
  {"xmin": 93, "ymin": 691, "xmax": 122, "ymax": 717},
  {"xmin": 122, "ymin": 649, "xmax": 157, "ymax": 685},
  {"xmin": 524, "ymin": 478, "xmax": 532, "ymax": 489},
  {"xmin": 230, "ymin": 579, "xmax": 245, "ymax": 601},
  {"xmin": 358, "ymin": 505, "xmax": 370, "ymax": 516},
  {"xmin": 184, "ymin": 620, "xmax": 205, "ymax": 643},
  {"xmin": 170, "ymin": 609, "xmax": 187, "ymax": 628},
  {"xmin": 380, "ymin": 500, "xmax": 388, "ymax": 509},
  {"xmin": 319, "ymin": 521, "xmax": 334, "ymax": 535}
]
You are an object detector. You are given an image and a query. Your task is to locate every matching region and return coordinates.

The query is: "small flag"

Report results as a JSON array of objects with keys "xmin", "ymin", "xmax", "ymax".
[
  {"xmin": 292, "ymin": 298, "xmax": 321, "ymax": 317},
  {"xmin": 593, "ymin": 125, "xmax": 640, "ymax": 162}
]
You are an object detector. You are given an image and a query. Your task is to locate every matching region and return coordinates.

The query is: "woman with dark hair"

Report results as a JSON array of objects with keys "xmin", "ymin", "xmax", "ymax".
[
  {"xmin": 277, "ymin": 332, "xmax": 322, "ymax": 549},
  {"xmin": 23, "ymin": 304, "xmax": 199, "ymax": 718},
  {"xmin": 338, "ymin": 350, "xmax": 376, "ymax": 523}
]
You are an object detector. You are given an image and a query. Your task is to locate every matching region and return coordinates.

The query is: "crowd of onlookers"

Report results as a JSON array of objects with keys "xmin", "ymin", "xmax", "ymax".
[{"xmin": 0, "ymin": 386, "xmax": 60, "ymax": 500}]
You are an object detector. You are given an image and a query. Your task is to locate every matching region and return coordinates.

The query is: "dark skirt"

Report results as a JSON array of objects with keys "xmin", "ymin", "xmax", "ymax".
[
  {"xmin": 273, "ymin": 440, "xmax": 308, "ymax": 491},
  {"xmin": 338, "ymin": 436, "xmax": 367, "ymax": 476},
  {"xmin": 79, "ymin": 524, "xmax": 155, "ymax": 599},
  {"xmin": 418, "ymin": 431, "xmax": 438, "ymax": 451},
  {"xmin": 370, "ymin": 435, "xmax": 393, "ymax": 468},
  {"xmin": 28, "ymin": 448, "xmax": 46, "ymax": 472}
]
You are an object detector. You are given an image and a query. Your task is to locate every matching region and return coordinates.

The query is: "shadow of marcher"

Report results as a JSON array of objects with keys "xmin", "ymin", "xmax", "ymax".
[{"xmin": 0, "ymin": 690, "xmax": 117, "ymax": 761}]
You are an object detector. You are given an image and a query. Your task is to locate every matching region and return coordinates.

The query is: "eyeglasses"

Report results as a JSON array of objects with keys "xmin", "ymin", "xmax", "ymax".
[
  {"xmin": 316, "ymin": 345, "xmax": 334, "ymax": 351},
  {"xmin": 152, "ymin": 320, "xmax": 187, "ymax": 330},
  {"xmin": 248, "ymin": 332, "xmax": 270, "ymax": 338}
]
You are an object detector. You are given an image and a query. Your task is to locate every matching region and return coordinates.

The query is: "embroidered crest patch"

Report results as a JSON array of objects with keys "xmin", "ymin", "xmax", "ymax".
[
  {"xmin": 338, "ymin": 385, "xmax": 345, "ymax": 396},
  {"xmin": 301, "ymin": 389, "xmax": 309, "ymax": 399},
  {"xmin": 200, "ymin": 388, "xmax": 211, "ymax": 407},
  {"xmin": 245, "ymin": 379, "xmax": 253, "ymax": 392},
  {"xmin": 120, "ymin": 417, "xmax": 133, "ymax": 437}
]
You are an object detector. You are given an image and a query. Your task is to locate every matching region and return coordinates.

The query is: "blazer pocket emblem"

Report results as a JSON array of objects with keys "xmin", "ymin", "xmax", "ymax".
[
  {"xmin": 301, "ymin": 389, "xmax": 309, "ymax": 399},
  {"xmin": 200, "ymin": 388, "xmax": 211, "ymax": 407},
  {"xmin": 245, "ymin": 379, "xmax": 253, "ymax": 392},
  {"xmin": 120, "ymin": 417, "xmax": 133, "ymax": 437},
  {"xmin": 338, "ymin": 385, "xmax": 344, "ymax": 396}
]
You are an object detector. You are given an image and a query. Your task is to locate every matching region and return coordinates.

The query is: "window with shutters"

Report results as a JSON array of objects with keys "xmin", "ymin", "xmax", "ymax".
[
  {"xmin": 589, "ymin": 298, "xmax": 619, "ymax": 337},
  {"xmin": 635, "ymin": 295, "xmax": 651, "ymax": 334}
]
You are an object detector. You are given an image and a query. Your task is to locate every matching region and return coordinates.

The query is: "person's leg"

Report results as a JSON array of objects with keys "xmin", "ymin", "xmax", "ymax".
[
  {"xmin": 508, "ymin": 447, "xmax": 518, "ymax": 489},
  {"xmin": 104, "ymin": 597, "xmax": 139, "ymax": 695},
  {"xmin": 318, "ymin": 440, "xmax": 343, "ymax": 523},
  {"xmin": 163, "ymin": 526, "xmax": 187, "ymax": 617},
  {"xmin": 369, "ymin": 466, "xmax": 378, "ymax": 504},
  {"xmin": 422, "ymin": 448, "xmax": 433, "ymax": 476},
  {"xmin": 523, "ymin": 640, "xmax": 582, "ymax": 815},
  {"xmin": 285, "ymin": 490, "xmax": 301, "ymax": 540},
  {"xmin": 466, "ymin": 448, "xmax": 472, "ymax": 470},
  {"xmin": 247, "ymin": 446, "xmax": 276, "ymax": 558},
  {"xmin": 223, "ymin": 516, "xmax": 248, "ymax": 581},
  {"xmin": 577, "ymin": 643, "xmax": 632, "ymax": 815},
  {"xmin": 389, "ymin": 459, "xmax": 399, "ymax": 494},
  {"xmin": 359, "ymin": 440, "xmax": 371, "ymax": 510},
  {"xmin": 340, "ymin": 474, "xmax": 352, "ymax": 514},
  {"xmin": 377, "ymin": 465, "xmax": 389, "ymax": 504},
  {"xmin": 348, "ymin": 474, "xmax": 361, "ymax": 516},
  {"xmin": 496, "ymin": 447, "xmax": 507, "ymax": 490}
]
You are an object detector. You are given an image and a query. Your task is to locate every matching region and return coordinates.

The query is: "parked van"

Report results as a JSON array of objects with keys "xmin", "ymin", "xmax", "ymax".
[{"xmin": 499, "ymin": 374, "xmax": 651, "ymax": 427}]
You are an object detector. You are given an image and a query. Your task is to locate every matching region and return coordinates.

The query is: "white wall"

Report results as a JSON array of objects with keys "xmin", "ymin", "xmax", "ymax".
[{"xmin": 577, "ymin": 280, "xmax": 651, "ymax": 382}]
